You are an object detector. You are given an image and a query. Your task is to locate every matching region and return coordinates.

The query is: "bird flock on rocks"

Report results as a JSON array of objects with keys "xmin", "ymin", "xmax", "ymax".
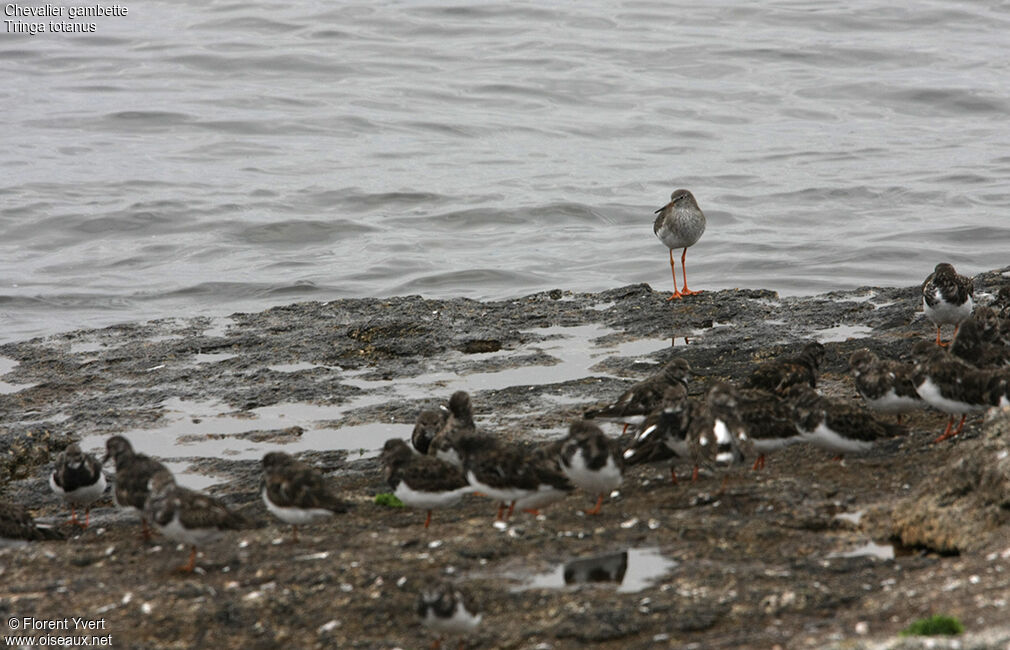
[{"xmin": 2, "ymin": 186, "xmax": 1008, "ymax": 649}]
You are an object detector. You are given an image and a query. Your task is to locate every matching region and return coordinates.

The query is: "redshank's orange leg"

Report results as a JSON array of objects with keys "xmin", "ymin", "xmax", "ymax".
[
  {"xmin": 679, "ymin": 248, "xmax": 701, "ymax": 296},
  {"xmin": 666, "ymin": 249, "xmax": 683, "ymax": 301},
  {"xmin": 584, "ymin": 494, "xmax": 604, "ymax": 516}
]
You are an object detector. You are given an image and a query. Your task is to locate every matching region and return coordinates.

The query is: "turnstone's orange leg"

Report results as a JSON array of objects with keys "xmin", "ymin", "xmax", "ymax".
[
  {"xmin": 584, "ymin": 494, "xmax": 604, "ymax": 516},
  {"xmin": 954, "ymin": 414, "xmax": 966, "ymax": 436},
  {"xmin": 666, "ymin": 249, "xmax": 683, "ymax": 301},
  {"xmin": 935, "ymin": 327, "xmax": 948, "ymax": 347},
  {"xmin": 670, "ymin": 468, "xmax": 679, "ymax": 484},
  {"xmin": 896, "ymin": 414, "xmax": 903, "ymax": 426},
  {"xmin": 691, "ymin": 465, "xmax": 699, "ymax": 482},
  {"xmin": 291, "ymin": 525, "xmax": 300, "ymax": 543},
  {"xmin": 933, "ymin": 415, "xmax": 956, "ymax": 443},
  {"xmin": 679, "ymin": 248, "xmax": 700, "ymax": 296},
  {"xmin": 140, "ymin": 519, "xmax": 153, "ymax": 541},
  {"xmin": 177, "ymin": 546, "xmax": 197, "ymax": 573},
  {"xmin": 621, "ymin": 423, "xmax": 629, "ymax": 435},
  {"xmin": 752, "ymin": 454, "xmax": 765, "ymax": 471},
  {"xmin": 506, "ymin": 501, "xmax": 516, "ymax": 519},
  {"xmin": 522, "ymin": 509, "xmax": 541, "ymax": 516},
  {"xmin": 495, "ymin": 503, "xmax": 506, "ymax": 521},
  {"xmin": 424, "ymin": 510, "xmax": 433, "ymax": 528}
]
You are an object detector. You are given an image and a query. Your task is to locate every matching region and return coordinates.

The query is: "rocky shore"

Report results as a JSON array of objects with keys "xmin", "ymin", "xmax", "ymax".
[{"xmin": 2, "ymin": 269, "xmax": 1010, "ymax": 649}]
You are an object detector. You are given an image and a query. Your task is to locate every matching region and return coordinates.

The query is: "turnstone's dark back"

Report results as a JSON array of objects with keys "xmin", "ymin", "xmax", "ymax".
[
  {"xmin": 922, "ymin": 262, "xmax": 974, "ymax": 346},
  {"xmin": 622, "ymin": 384, "xmax": 691, "ymax": 482},
  {"xmin": 261, "ymin": 451, "xmax": 350, "ymax": 542},
  {"xmin": 744, "ymin": 341, "xmax": 825, "ymax": 396},
  {"xmin": 787, "ymin": 385, "xmax": 905, "ymax": 454},
  {"xmin": 557, "ymin": 421, "xmax": 624, "ymax": 515},
  {"xmin": 380, "ymin": 438, "xmax": 472, "ymax": 528},
  {"xmin": 949, "ymin": 315, "xmax": 1010, "ymax": 368},
  {"xmin": 102, "ymin": 435, "xmax": 168, "ymax": 538},
  {"xmin": 143, "ymin": 469, "xmax": 247, "ymax": 573},
  {"xmin": 848, "ymin": 349, "xmax": 925, "ymax": 422},
  {"xmin": 585, "ymin": 358, "xmax": 691, "ymax": 428},
  {"xmin": 416, "ymin": 580, "xmax": 482, "ymax": 642},
  {"xmin": 687, "ymin": 382, "xmax": 754, "ymax": 478},
  {"xmin": 653, "ymin": 189, "xmax": 706, "ymax": 300},
  {"xmin": 50, "ymin": 442, "xmax": 107, "ymax": 529},
  {"xmin": 411, "ymin": 407, "xmax": 449, "ymax": 455},
  {"xmin": 455, "ymin": 434, "xmax": 573, "ymax": 520},
  {"xmin": 735, "ymin": 387, "xmax": 804, "ymax": 469},
  {"xmin": 0, "ymin": 501, "xmax": 64, "ymax": 542}
]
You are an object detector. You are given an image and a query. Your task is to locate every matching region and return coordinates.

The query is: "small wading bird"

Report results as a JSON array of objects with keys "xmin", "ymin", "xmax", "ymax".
[{"xmin": 653, "ymin": 188, "xmax": 706, "ymax": 300}]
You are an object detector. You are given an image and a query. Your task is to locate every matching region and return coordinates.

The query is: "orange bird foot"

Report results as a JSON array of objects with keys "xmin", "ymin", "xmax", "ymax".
[
  {"xmin": 584, "ymin": 495, "xmax": 604, "ymax": 516},
  {"xmin": 666, "ymin": 291, "xmax": 683, "ymax": 301},
  {"xmin": 679, "ymin": 288, "xmax": 701, "ymax": 296},
  {"xmin": 175, "ymin": 547, "xmax": 198, "ymax": 574}
]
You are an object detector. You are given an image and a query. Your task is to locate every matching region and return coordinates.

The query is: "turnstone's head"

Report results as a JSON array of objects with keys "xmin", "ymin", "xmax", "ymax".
[
  {"xmin": 412, "ymin": 409, "xmax": 446, "ymax": 455},
  {"xmin": 660, "ymin": 358, "xmax": 692, "ymax": 386},
  {"xmin": 380, "ymin": 438, "xmax": 414, "ymax": 466},
  {"xmin": 568, "ymin": 419, "xmax": 605, "ymax": 438},
  {"xmin": 801, "ymin": 341, "xmax": 826, "ymax": 368},
  {"xmin": 706, "ymin": 382, "xmax": 739, "ymax": 411},
  {"xmin": 848, "ymin": 349, "xmax": 877, "ymax": 375},
  {"xmin": 147, "ymin": 468, "xmax": 176, "ymax": 496},
  {"xmin": 59, "ymin": 443, "xmax": 87, "ymax": 468},
  {"xmin": 933, "ymin": 262, "xmax": 957, "ymax": 277},
  {"xmin": 262, "ymin": 451, "xmax": 295, "ymax": 473},
  {"xmin": 102, "ymin": 435, "xmax": 135, "ymax": 467},
  {"xmin": 447, "ymin": 391, "xmax": 473, "ymax": 420}
]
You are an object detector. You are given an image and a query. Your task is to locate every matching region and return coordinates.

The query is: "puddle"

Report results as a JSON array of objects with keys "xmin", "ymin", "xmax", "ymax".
[
  {"xmin": 193, "ymin": 353, "xmax": 239, "ymax": 364},
  {"xmin": 201, "ymin": 317, "xmax": 234, "ymax": 339},
  {"xmin": 70, "ymin": 340, "xmax": 106, "ymax": 355},
  {"xmin": 0, "ymin": 356, "xmax": 34, "ymax": 395},
  {"xmin": 161, "ymin": 461, "xmax": 227, "ymax": 491},
  {"xmin": 518, "ymin": 548, "xmax": 677, "ymax": 593},
  {"xmin": 345, "ymin": 324, "xmax": 671, "ymax": 400},
  {"xmin": 77, "ymin": 395, "xmax": 410, "ymax": 464},
  {"xmin": 812, "ymin": 324, "xmax": 874, "ymax": 343},
  {"xmin": 828, "ymin": 541, "xmax": 895, "ymax": 561},
  {"xmin": 267, "ymin": 362, "xmax": 329, "ymax": 373}
]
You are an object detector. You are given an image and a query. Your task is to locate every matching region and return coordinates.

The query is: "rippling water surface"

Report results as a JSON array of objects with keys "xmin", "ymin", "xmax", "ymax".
[{"xmin": 3, "ymin": 1, "xmax": 1009, "ymax": 342}]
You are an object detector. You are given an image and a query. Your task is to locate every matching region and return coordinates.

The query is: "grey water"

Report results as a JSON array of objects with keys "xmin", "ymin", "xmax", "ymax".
[{"xmin": 3, "ymin": 1, "xmax": 1010, "ymax": 343}]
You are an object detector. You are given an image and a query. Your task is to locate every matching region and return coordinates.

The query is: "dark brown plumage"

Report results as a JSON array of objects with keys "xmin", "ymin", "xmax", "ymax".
[
  {"xmin": 0, "ymin": 501, "xmax": 64, "ymax": 542},
  {"xmin": 585, "ymin": 358, "xmax": 691, "ymax": 431},
  {"xmin": 144, "ymin": 469, "xmax": 247, "ymax": 573},
  {"xmin": 102, "ymin": 435, "xmax": 168, "ymax": 539},
  {"xmin": 744, "ymin": 341, "xmax": 825, "ymax": 396},
  {"xmin": 381, "ymin": 438, "xmax": 472, "ymax": 528},
  {"xmin": 261, "ymin": 451, "xmax": 350, "ymax": 542}
]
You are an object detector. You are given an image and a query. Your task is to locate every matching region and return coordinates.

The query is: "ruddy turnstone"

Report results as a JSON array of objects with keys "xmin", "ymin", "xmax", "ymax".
[
  {"xmin": 912, "ymin": 344, "xmax": 1002, "ymax": 442},
  {"xmin": 143, "ymin": 469, "xmax": 247, "ymax": 573},
  {"xmin": 787, "ymin": 385, "xmax": 904, "ymax": 454},
  {"xmin": 687, "ymin": 382, "xmax": 754, "ymax": 480},
  {"xmin": 416, "ymin": 580, "xmax": 482, "ymax": 650},
  {"xmin": 922, "ymin": 262, "xmax": 974, "ymax": 347},
  {"xmin": 412, "ymin": 407, "xmax": 449, "ymax": 456},
  {"xmin": 380, "ymin": 438, "xmax": 472, "ymax": 528},
  {"xmin": 653, "ymin": 188, "xmax": 706, "ymax": 300},
  {"xmin": 102, "ymin": 435, "xmax": 169, "ymax": 540},
  {"xmin": 735, "ymin": 387, "xmax": 805, "ymax": 470},
  {"xmin": 585, "ymin": 358, "xmax": 691, "ymax": 433},
  {"xmin": 428, "ymin": 391, "xmax": 477, "ymax": 468},
  {"xmin": 0, "ymin": 500, "xmax": 64, "ymax": 542},
  {"xmin": 622, "ymin": 384, "xmax": 691, "ymax": 482},
  {"xmin": 848, "ymin": 349, "xmax": 925, "ymax": 424},
  {"xmin": 949, "ymin": 314, "xmax": 1010, "ymax": 369},
  {"xmin": 261, "ymin": 451, "xmax": 351, "ymax": 542},
  {"xmin": 49, "ymin": 442, "xmax": 107, "ymax": 528},
  {"xmin": 456, "ymin": 434, "xmax": 573, "ymax": 520},
  {"xmin": 744, "ymin": 341, "xmax": 825, "ymax": 396},
  {"xmin": 556, "ymin": 421, "xmax": 624, "ymax": 515}
]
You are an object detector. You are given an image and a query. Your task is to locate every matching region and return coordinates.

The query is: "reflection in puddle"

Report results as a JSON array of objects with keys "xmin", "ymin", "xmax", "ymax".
[
  {"xmin": 193, "ymin": 353, "xmax": 238, "ymax": 364},
  {"xmin": 267, "ymin": 362, "xmax": 328, "ymax": 373},
  {"xmin": 813, "ymin": 324, "xmax": 874, "ymax": 343},
  {"xmin": 520, "ymin": 548, "xmax": 677, "ymax": 593}
]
